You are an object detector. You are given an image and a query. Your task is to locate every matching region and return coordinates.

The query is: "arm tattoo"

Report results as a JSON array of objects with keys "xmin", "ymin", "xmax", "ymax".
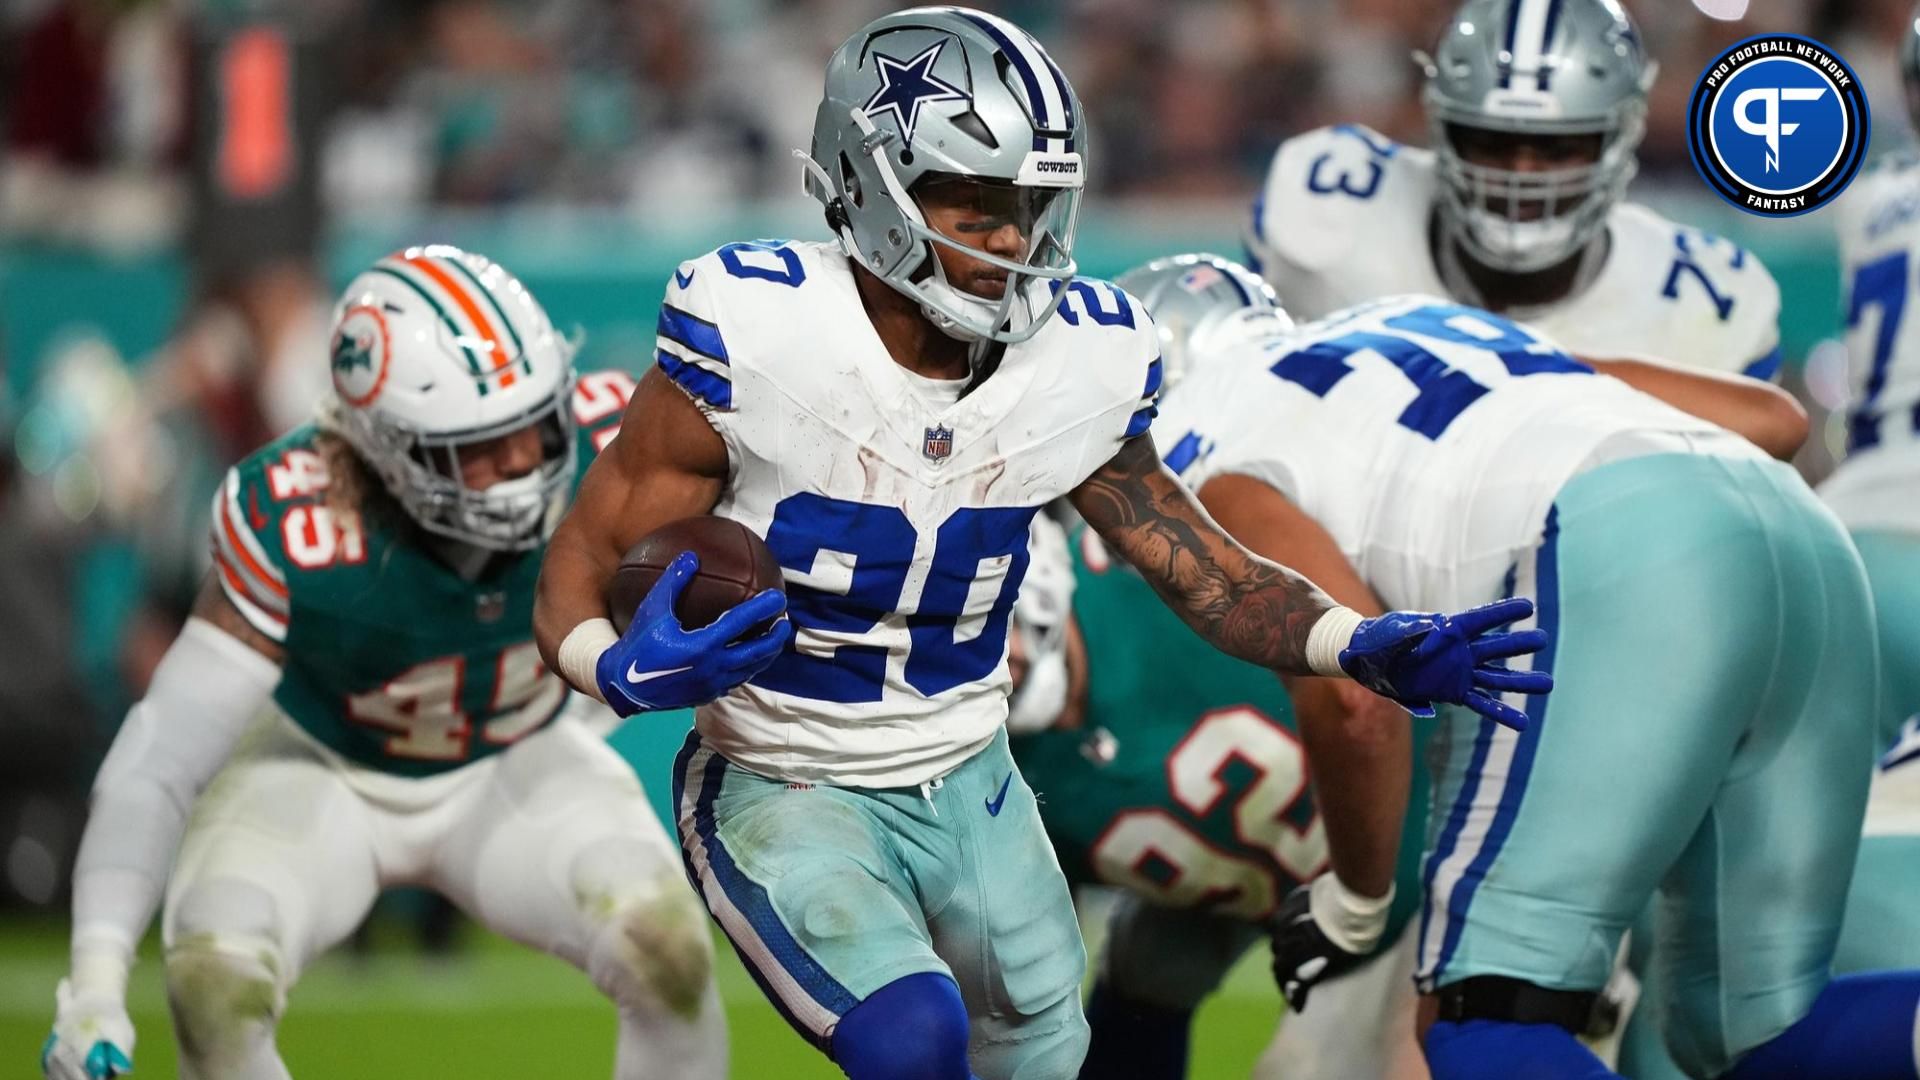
[
  {"xmin": 1070, "ymin": 437, "xmax": 1334, "ymax": 674},
  {"xmin": 192, "ymin": 576, "xmax": 288, "ymax": 664}
]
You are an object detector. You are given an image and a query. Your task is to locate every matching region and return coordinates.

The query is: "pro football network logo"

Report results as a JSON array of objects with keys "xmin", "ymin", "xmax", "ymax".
[{"xmin": 1686, "ymin": 34, "xmax": 1869, "ymax": 217}]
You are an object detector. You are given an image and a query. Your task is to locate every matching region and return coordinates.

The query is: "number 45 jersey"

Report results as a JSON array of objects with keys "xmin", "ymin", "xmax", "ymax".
[
  {"xmin": 1247, "ymin": 125, "xmax": 1783, "ymax": 378},
  {"xmin": 656, "ymin": 239, "xmax": 1162, "ymax": 788},
  {"xmin": 210, "ymin": 368, "xmax": 639, "ymax": 777},
  {"xmin": 1157, "ymin": 296, "xmax": 1757, "ymax": 614}
]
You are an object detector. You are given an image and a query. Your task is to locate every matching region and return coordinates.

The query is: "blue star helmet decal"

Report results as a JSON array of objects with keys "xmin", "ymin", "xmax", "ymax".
[{"xmin": 864, "ymin": 40, "xmax": 971, "ymax": 143}]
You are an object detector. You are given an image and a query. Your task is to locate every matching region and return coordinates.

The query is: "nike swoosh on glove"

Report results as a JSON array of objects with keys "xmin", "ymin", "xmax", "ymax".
[
  {"xmin": 1339, "ymin": 597, "xmax": 1552, "ymax": 731},
  {"xmin": 596, "ymin": 551, "xmax": 793, "ymax": 717},
  {"xmin": 43, "ymin": 980, "xmax": 134, "ymax": 1080}
]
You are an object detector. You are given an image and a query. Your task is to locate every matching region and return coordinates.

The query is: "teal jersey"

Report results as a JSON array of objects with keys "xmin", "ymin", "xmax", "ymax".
[
  {"xmin": 211, "ymin": 369, "xmax": 637, "ymax": 777},
  {"xmin": 1013, "ymin": 527, "xmax": 1429, "ymax": 935}
]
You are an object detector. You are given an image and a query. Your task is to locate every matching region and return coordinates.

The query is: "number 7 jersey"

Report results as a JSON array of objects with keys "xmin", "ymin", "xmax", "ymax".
[
  {"xmin": 656, "ymin": 239, "xmax": 1162, "ymax": 787},
  {"xmin": 210, "ymin": 368, "xmax": 639, "ymax": 777}
]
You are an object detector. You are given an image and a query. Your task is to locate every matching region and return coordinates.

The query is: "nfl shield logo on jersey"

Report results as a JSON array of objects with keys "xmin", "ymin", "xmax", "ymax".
[{"xmin": 923, "ymin": 424, "xmax": 954, "ymax": 463}]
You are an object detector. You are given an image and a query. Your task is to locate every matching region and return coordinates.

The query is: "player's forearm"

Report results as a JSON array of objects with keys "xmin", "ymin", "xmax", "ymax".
[
  {"xmin": 533, "ymin": 524, "xmax": 621, "ymax": 685},
  {"xmin": 1071, "ymin": 439, "xmax": 1339, "ymax": 676},
  {"xmin": 1587, "ymin": 356, "xmax": 1809, "ymax": 460},
  {"xmin": 1291, "ymin": 677, "xmax": 1408, "ymax": 898},
  {"xmin": 70, "ymin": 617, "xmax": 277, "ymax": 991}
]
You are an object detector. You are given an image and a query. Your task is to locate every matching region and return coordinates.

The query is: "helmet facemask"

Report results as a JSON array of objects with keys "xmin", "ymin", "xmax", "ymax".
[
  {"xmin": 331, "ymin": 377, "xmax": 577, "ymax": 553},
  {"xmin": 1430, "ymin": 115, "xmax": 1640, "ymax": 274}
]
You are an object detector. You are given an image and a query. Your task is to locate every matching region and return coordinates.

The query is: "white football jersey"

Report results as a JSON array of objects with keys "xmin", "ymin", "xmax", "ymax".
[
  {"xmin": 1821, "ymin": 156, "xmax": 1920, "ymax": 535},
  {"xmin": 1154, "ymin": 296, "xmax": 1760, "ymax": 613},
  {"xmin": 657, "ymin": 240, "xmax": 1161, "ymax": 786},
  {"xmin": 1247, "ymin": 124, "xmax": 1782, "ymax": 378}
]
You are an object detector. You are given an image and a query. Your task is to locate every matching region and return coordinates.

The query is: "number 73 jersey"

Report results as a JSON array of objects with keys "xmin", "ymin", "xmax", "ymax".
[
  {"xmin": 208, "ymin": 368, "xmax": 639, "ymax": 777},
  {"xmin": 1248, "ymin": 125, "xmax": 1783, "ymax": 378}
]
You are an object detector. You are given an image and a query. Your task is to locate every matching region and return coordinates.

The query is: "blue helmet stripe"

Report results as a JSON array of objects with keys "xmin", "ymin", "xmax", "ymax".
[
  {"xmin": 1500, "ymin": 0, "xmax": 1522, "ymax": 87},
  {"xmin": 958, "ymin": 11, "xmax": 1054, "ymax": 151},
  {"xmin": 1039, "ymin": 52, "xmax": 1077, "ymax": 152},
  {"xmin": 1536, "ymin": 0, "xmax": 1564, "ymax": 89}
]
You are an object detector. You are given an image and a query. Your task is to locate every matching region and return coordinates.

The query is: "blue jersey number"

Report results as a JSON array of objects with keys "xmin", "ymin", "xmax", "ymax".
[
  {"xmin": 1846, "ymin": 250, "xmax": 1910, "ymax": 450},
  {"xmin": 1053, "ymin": 280, "xmax": 1136, "ymax": 328},
  {"xmin": 754, "ymin": 495, "xmax": 1038, "ymax": 703},
  {"xmin": 1660, "ymin": 230, "xmax": 1741, "ymax": 322},
  {"xmin": 1268, "ymin": 303, "xmax": 1588, "ymax": 439},
  {"xmin": 718, "ymin": 240, "xmax": 806, "ymax": 287},
  {"xmin": 1305, "ymin": 125, "xmax": 1397, "ymax": 201}
]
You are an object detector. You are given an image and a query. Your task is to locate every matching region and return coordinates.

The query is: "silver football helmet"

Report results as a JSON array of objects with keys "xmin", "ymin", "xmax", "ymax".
[
  {"xmin": 1423, "ymin": 0, "xmax": 1654, "ymax": 273},
  {"xmin": 1114, "ymin": 253, "xmax": 1293, "ymax": 387},
  {"xmin": 802, "ymin": 6, "xmax": 1086, "ymax": 344}
]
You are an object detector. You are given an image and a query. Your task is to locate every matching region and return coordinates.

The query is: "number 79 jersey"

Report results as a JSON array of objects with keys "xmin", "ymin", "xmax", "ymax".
[
  {"xmin": 1156, "ymin": 296, "xmax": 1746, "ymax": 614},
  {"xmin": 210, "ymin": 368, "xmax": 639, "ymax": 777},
  {"xmin": 655, "ymin": 239, "xmax": 1162, "ymax": 788}
]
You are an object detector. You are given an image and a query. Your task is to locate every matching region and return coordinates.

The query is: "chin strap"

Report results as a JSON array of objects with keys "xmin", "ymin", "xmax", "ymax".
[{"xmin": 795, "ymin": 149, "xmax": 861, "ymax": 262}]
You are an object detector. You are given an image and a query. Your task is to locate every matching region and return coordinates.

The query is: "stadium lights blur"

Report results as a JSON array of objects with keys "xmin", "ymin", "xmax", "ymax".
[{"xmin": 1692, "ymin": 0, "xmax": 1750, "ymax": 20}]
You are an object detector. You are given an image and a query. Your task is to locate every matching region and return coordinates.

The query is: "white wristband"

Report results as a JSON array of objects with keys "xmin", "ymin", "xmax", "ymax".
[
  {"xmin": 1305, "ymin": 606, "xmax": 1365, "ymax": 677},
  {"xmin": 70, "ymin": 935, "xmax": 131, "ymax": 999},
  {"xmin": 1309, "ymin": 873, "xmax": 1394, "ymax": 955},
  {"xmin": 557, "ymin": 618, "xmax": 619, "ymax": 703}
]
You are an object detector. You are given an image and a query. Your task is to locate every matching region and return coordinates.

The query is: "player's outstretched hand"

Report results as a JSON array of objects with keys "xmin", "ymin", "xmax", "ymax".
[
  {"xmin": 1337, "ymin": 598, "xmax": 1550, "ymax": 731},
  {"xmin": 596, "ymin": 551, "xmax": 792, "ymax": 717},
  {"xmin": 42, "ymin": 980, "xmax": 133, "ymax": 1080},
  {"xmin": 1270, "ymin": 883, "xmax": 1373, "ymax": 1013}
]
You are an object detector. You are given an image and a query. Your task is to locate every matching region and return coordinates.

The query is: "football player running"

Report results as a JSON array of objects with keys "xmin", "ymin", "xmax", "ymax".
[
  {"xmin": 1247, "ymin": 0, "xmax": 1782, "ymax": 382},
  {"xmin": 533, "ymin": 9, "xmax": 1549, "ymax": 1079},
  {"xmin": 40, "ymin": 248, "xmax": 725, "ymax": 1080},
  {"xmin": 1138, "ymin": 256, "xmax": 1917, "ymax": 1079}
]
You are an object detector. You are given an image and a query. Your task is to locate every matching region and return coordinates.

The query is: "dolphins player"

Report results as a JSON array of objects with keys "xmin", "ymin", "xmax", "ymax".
[
  {"xmin": 1142, "ymin": 263, "xmax": 1915, "ymax": 1079},
  {"xmin": 40, "ymin": 248, "xmax": 727, "ymax": 1080},
  {"xmin": 1247, "ymin": 0, "xmax": 1782, "ymax": 381},
  {"xmin": 532, "ymin": 9, "xmax": 1549, "ymax": 1079}
]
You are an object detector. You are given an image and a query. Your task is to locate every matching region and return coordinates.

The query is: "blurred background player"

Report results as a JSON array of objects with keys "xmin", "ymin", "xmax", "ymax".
[
  {"xmin": 1827, "ymin": 2, "xmax": 1920, "ymax": 975},
  {"xmin": 40, "ymin": 248, "xmax": 724, "ymax": 1080},
  {"xmin": 1145, "ymin": 268, "xmax": 1914, "ymax": 1080},
  {"xmin": 1246, "ymin": 0, "xmax": 1783, "ymax": 381},
  {"xmin": 533, "ymin": 9, "xmax": 1549, "ymax": 1079}
]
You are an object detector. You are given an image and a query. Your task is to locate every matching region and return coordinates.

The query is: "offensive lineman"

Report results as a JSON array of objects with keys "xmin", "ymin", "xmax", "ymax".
[
  {"xmin": 1247, "ymin": 0, "xmax": 1782, "ymax": 381},
  {"xmin": 40, "ymin": 248, "xmax": 725, "ymax": 1080},
  {"xmin": 532, "ymin": 9, "xmax": 1549, "ymax": 1079},
  {"xmin": 1246, "ymin": 1, "xmax": 1788, "ymax": 1071},
  {"xmin": 1148, "ymin": 272, "xmax": 1914, "ymax": 1079}
]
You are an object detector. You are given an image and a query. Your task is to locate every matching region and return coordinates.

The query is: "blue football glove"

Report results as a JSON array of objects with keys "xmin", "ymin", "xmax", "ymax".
[
  {"xmin": 596, "ymin": 551, "xmax": 793, "ymax": 718},
  {"xmin": 1338, "ymin": 597, "xmax": 1552, "ymax": 731}
]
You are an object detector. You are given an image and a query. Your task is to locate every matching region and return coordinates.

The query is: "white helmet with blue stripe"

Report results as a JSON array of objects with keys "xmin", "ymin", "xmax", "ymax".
[
  {"xmin": 802, "ymin": 6, "xmax": 1086, "ymax": 344},
  {"xmin": 1423, "ymin": 0, "xmax": 1654, "ymax": 273}
]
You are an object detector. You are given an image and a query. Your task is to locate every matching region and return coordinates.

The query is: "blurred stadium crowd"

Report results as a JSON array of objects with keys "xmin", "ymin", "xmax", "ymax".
[{"xmin": 0, "ymin": 0, "xmax": 1906, "ymax": 910}]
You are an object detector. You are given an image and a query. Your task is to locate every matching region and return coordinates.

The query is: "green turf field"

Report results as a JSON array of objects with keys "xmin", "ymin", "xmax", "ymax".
[{"xmin": 0, "ymin": 910, "xmax": 1283, "ymax": 1077}]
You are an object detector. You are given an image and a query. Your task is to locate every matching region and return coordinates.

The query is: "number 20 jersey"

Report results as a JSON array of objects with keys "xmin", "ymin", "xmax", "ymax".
[
  {"xmin": 1247, "ymin": 125, "xmax": 1783, "ymax": 378},
  {"xmin": 657, "ymin": 239, "xmax": 1162, "ymax": 788},
  {"xmin": 1156, "ymin": 296, "xmax": 1756, "ymax": 614}
]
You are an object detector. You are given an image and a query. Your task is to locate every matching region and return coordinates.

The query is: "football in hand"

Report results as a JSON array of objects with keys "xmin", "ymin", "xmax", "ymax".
[{"xmin": 607, "ymin": 516, "xmax": 785, "ymax": 635}]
